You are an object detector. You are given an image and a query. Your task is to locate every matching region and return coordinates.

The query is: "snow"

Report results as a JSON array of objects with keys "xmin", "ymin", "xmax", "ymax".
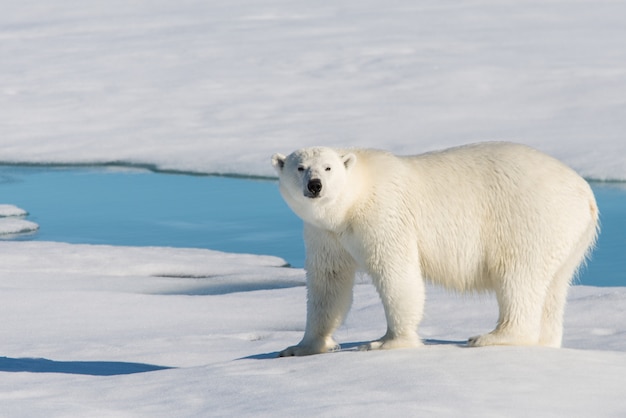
[
  {"xmin": 1, "ymin": 0, "xmax": 626, "ymax": 416},
  {"xmin": 0, "ymin": 217, "xmax": 39, "ymax": 236},
  {"xmin": 0, "ymin": 204, "xmax": 39, "ymax": 236},
  {"xmin": 1, "ymin": 242, "xmax": 626, "ymax": 416},
  {"xmin": 0, "ymin": 204, "xmax": 27, "ymax": 217},
  {"xmin": 1, "ymin": 0, "xmax": 626, "ymax": 180}
]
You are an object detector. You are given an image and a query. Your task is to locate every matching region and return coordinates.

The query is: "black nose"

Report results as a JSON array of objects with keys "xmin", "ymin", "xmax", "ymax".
[{"xmin": 307, "ymin": 179, "xmax": 322, "ymax": 196}]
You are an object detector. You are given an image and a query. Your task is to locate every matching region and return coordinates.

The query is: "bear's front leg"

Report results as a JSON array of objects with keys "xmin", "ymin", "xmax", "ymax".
[
  {"xmin": 279, "ymin": 225, "xmax": 357, "ymax": 357},
  {"xmin": 362, "ymin": 255, "xmax": 425, "ymax": 351}
]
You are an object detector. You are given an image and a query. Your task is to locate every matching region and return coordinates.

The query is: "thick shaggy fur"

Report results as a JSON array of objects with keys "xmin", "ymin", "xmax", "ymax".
[{"xmin": 272, "ymin": 142, "xmax": 598, "ymax": 356}]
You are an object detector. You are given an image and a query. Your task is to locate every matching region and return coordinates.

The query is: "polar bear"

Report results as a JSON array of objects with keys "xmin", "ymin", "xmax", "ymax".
[{"xmin": 271, "ymin": 142, "xmax": 598, "ymax": 356}]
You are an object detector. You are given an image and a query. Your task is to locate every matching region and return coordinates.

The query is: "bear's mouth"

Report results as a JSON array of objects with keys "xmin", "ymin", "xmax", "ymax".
[{"xmin": 304, "ymin": 191, "xmax": 321, "ymax": 199}]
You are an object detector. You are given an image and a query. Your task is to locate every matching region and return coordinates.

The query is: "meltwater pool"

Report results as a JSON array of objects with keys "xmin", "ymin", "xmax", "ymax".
[
  {"xmin": 0, "ymin": 164, "xmax": 624, "ymax": 286},
  {"xmin": 0, "ymin": 165, "xmax": 303, "ymax": 266}
]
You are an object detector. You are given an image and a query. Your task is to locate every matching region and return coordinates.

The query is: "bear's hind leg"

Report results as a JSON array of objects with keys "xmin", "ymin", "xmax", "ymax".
[
  {"xmin": 540, "ymin": 216, "xmax": 598, "ymax": 348},
  {"xmin": 538, "ymin": 273, "xmax": 569, "ymax": 348},
  {"xmin": 539, "ymin": 242, "xmax": 591, "ymax": 347},
  {"xmin": 468, "ymin": 274, "xmax": 546, "ymax": 347}
]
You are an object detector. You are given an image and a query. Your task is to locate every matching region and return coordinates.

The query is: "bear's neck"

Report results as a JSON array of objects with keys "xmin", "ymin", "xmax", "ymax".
[{"xmin": 298, "ymin": 199, "xmax": 350, "ymax": 232}]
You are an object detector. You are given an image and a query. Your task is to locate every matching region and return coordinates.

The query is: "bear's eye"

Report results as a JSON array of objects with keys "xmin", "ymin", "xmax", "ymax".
[
  {"xmin": 325, "ymin": 167, "xmax": 331, "ymax": 172},
  {"xmin": 297, "ymin": 166, "xmax": 305, "ymax": 172}
]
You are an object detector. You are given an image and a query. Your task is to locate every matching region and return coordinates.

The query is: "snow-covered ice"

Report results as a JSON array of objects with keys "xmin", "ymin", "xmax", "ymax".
[
  {"xmin": 1, "ymin": 0, "xmax": 626, "ymax": 416},
  {"xmin": 0, "ymin": 204, "xmax": 39, "ymax": 236},
  {"xmin": 0, "ymin": 204, "xmax": 27, "ymax": 217},
  {"xmin": 0, "ymin": 217, "xmax": 39, "ymax": 236},
  {"xmin": 1, "ymin": 0, "xmax": 626, "ymax": 180},
  {"xmin": 1, "ymin": 242, "xmax": 625, "ymax": 416}
]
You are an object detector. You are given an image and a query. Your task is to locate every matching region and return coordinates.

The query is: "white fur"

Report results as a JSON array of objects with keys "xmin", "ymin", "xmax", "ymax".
[{"xmin": 272, "ymin": 142, "xmax": 599, "ymax": 356}]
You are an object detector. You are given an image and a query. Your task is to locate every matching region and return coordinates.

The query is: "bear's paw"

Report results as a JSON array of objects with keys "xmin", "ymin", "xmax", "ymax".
[
  {"xmin": 278, "ymin": 340, "xmax": 340, "ymax": 357},
  {"xmin": 358, "ymin": 335, "xmax": 423, "ymax": 351},
  {"xmin": 468, "ymin": 331, "xmax": 538, "ymax": 347}
]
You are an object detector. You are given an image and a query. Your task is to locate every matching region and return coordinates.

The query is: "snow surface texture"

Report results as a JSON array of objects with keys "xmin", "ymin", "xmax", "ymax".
[
  {"xmin": 1, "ymin": 242, "xmax": 626, "ymax": 416},
  {"xmin": 0, "ymin": 217, "xmax": 39, "ymax": 236},
  {"xmin": 0, "ymin": 204, "xmax": 27, "ymax": 217},
  {"xmin": 1, "ymin": 0, "xmax": 626, "ymax": 416},
  {"xmin": 0, "ymin": 204, "xmax": 39, "ymax": 236},
  {"xmin": 1, "ymin": 0, "xmax": 626, "ymax": 180}
]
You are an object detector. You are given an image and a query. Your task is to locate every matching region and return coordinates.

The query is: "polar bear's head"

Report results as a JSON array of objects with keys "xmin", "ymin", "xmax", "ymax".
[{"xmin": 272, "ymin": 147, "xmax": 357, "ymax": 227}]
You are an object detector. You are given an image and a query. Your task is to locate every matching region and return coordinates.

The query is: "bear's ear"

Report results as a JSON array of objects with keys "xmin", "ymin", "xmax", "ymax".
[
  {"xmin": 271, "ymin": 153, "xmax": 286, "ymax": 173},
  {"xmin": 342, "ymin": 153, "xmax": 357, "ymax": 170}
]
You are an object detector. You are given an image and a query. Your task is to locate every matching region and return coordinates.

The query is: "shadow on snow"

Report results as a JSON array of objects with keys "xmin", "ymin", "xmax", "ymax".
[
  {"xmin": 241, "ymin": 339, "xmax": 469, "ymax": 359},
  {"xmin": 151, "ymin": 275, "xmax": 304, "ymax": 296},
  {"xmin": 0, "ymin": 357, "xmax": 173, "ymax": 376}
]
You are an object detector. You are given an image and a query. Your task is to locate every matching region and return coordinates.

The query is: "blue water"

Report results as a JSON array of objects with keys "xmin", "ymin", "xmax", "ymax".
[
  {"xmin": 0, "ymin": 165, "xmax": 303, "ymax": 265},
  {"xmin": 0, "ymin": 165, "xmax": 624, "ymax": 286},
  {"xmin": 587, "ymin": 183, "xmax": 626, "ymax": 286}
]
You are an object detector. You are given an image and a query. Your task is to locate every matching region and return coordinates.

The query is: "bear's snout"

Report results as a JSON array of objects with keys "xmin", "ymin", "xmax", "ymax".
[{"xmin": 306, "ymin": 179, "xmax": 322, "ymax": 198}]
